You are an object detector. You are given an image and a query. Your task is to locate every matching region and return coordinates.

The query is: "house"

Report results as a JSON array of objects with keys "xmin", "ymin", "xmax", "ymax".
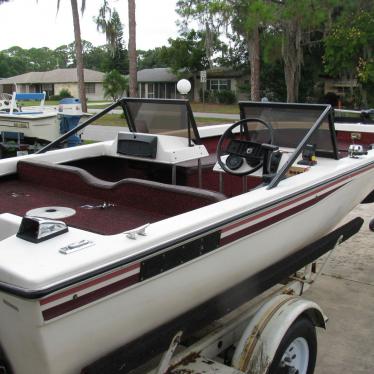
[
  {"xmin": 137, "ymin": 68, "xmax": 184, "ymax": 100},
  {"xmin": 321, "ymin": 77, "xmax": 360, "ymax": 108},
  {"xmin": 137, "ymin": 67, "xmax": 249, "ymax": 102},
  {"xmin": 0, "ymin": 68, "xmax": 105, "ymax": 100},
  {"xmin": 194, "ymin": 67, "xmax": 249, "ymax": 101},
  {"xmin": 0, "ymin": 67, "xmax": 249, "ymax": 102}
]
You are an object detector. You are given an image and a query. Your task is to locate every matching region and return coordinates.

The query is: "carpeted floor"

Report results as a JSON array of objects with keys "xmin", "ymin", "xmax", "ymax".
[{"xmin": 0, "ymin": 179, "xmax": 169, "ymax": 235}]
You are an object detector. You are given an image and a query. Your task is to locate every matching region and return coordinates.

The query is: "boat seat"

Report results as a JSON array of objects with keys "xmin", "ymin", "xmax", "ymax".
[{"xmin": 17, "ymin": 160, "xmax": 226, "ymax": 215}]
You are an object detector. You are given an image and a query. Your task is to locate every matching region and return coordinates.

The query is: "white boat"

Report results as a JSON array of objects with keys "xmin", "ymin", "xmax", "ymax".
[
  {"xmin": 0, "ymin": 92, "xmax": 88, "ymax": 151},
  {"xmin": 0, "ymin": 99, "xmax": 373, "ymax": 374}
]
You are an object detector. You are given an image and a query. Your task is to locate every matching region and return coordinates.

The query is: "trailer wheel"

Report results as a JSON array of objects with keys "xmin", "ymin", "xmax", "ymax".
[
  {"xmin": 268, "ymin": 317, "xmax": 317, "ymax": 374},
  {"xmin": 369, "ymin": 218, "xmax": 374, "ymax": 232}
]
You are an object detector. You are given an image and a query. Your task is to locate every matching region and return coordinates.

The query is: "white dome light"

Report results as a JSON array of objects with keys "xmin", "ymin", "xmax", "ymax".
[{"xmin": 177, "ymin": 79, "xmax": 191, "ymax": 95}]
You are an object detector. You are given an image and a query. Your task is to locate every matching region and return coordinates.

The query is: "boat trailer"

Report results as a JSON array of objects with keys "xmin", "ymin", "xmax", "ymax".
[{"xmin": 82, "ymin": 217, "xmax": 363, "ymax": 374}]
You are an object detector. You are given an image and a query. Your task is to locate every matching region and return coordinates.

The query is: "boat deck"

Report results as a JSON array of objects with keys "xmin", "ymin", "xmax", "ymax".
[{"xmin": 0, "ymin": 159, "xmax": 225, "ymax": 235}]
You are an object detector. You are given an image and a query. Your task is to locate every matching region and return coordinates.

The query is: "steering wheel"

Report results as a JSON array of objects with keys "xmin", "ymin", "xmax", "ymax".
[{"xmin": 216, "ymin": 118, "xmax": 275, "ymax": 176}]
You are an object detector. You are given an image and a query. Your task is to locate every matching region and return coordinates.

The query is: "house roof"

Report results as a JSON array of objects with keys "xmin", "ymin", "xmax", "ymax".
[
  {"xmin": 0, "ymin": 68, "xmax": 105, "ymax": 85},
  {"xmin": 137, "ymin": 68, "xmax": 177, "ymax": 82}
]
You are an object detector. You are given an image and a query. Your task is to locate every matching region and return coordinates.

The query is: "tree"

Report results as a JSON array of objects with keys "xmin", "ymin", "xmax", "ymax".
[
  {"xmin": 1, "ymin": 46, "xmax": 63, "ymax": 76},
  {"xmin": 54, "ymin": 43, "xmax": 76, "ymax": 68},
  {"xmin": 273, "ymin": 0, "xmax": 338, "ymax": 102},
  {"xmin": 324, "ymin": 2, "xmax": 374, "ymax": 107},
  {"xmin": 57, "ymin": 0, "xmax": 87, "ymax": 112},
  {"xmin": 176, "ymin": 0, "xmax": 275, "ymax": 101},
  {"xmin": 2, "ymin": 47, "xmax": 42, "ymax": 74},
  {"xmin": 137, "ymin": 47, "xmax": 169, "ymax": 70},
  {"xmin": 84, "ymin": 45, "xmax": 111, "ymax": 72},
  {"xmin": 0, "ymin": 52, "xmax": 23, "ymax": 78},
  {"xmin": 164, "ymin": 30, "xmax": 211, "ymax": 74},
  {"xmin": 103, "ymin": 69, "xmax": 128, "ymax": 100},
  {"xmin": 94, "ymin": 1, "xmax": 129, "ymax": 74},
  {"xmin": 128, "ymin": 0, "xmax": 137, "ymax": 97},
  {"xmin": 0, "ymin": 42, "xmax": 115, "ymax": 78}
]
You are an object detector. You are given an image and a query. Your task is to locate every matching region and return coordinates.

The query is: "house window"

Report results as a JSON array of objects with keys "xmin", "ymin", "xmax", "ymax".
[
  {"xmin": 207, "ymin": 79, "xmax": 231, "ymax": 91},
  {"xmin": 166, "ymin": 83, "xmax": 176, "ymax": 99},
  {"xmin": 147, "ymin": 83, "xmax": 155, "ymax": 98},
  {"xmin": 85, "ymin": 83, "xmax": 96, "ymax": 94}
]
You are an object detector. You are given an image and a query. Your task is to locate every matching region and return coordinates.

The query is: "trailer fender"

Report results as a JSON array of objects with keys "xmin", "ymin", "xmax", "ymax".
[{"xmin": 232, "ymin": 294, "xmax": 326, "ymax": 373}]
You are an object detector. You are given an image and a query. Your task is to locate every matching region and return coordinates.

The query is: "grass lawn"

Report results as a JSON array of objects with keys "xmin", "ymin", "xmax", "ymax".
[
  {"xmin": 88, "ymin": 105, "xmax": 111, "ymax": 109},
  {"xmin": 21, "ymin": 100, "xmax": 59, "ymax": 106},
  {"xmin": 92, "ymin": 113, "xmax": 128, "ymax": 126}
]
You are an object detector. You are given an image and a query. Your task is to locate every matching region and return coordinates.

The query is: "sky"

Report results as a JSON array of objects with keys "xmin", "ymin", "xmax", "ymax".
[{"xmin": 0, "ymin": 0, "xmax": 180, "ymax": 51}]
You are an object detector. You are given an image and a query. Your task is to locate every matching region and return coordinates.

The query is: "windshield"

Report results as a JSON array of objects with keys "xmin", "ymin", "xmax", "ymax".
[
  {"xmin": 239, "ymin": 102, "xmax": 337, "ymax": 159},
  {"xmin": 123, "ymin": 98, "xmax": 200, "ymax": 143}
]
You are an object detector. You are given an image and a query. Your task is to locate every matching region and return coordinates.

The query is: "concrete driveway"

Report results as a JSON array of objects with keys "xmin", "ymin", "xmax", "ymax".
[{"xmin": 306, "ymin": 203, "xmax": 374, "ymax": 373}]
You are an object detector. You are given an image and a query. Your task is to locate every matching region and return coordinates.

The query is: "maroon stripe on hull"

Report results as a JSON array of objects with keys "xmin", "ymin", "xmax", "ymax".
[
  {"xmin": 221, "ymin": 186, "xmax": 342, "ymax": 246},
  {"xmin": 40, "ymin": 263, "xmax": 140, "ymax": 306},
  {"xmin": 42, "ymin": 273, "xmax": 139, "ymax": 321}
]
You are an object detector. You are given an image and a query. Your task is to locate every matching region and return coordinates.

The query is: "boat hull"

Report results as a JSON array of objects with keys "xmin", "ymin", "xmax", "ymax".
[
  {"xmin": 0, "ymin": 114, "xmax": 60, "ymax": 142},
  {"xmin": 0, "ymin": 113, "xmax": 89, "ymax": 143},
  {"xmin": 1, "ymin": 163, "xmax": 373, "ymax": 374}
]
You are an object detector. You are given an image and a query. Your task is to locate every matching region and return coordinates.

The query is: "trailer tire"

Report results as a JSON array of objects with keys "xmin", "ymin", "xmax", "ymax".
[
  {"xmin": 267, "ymin": 317, "xmax": 317, "ymax": 374},
  {"xmin": 369, "ymin": 218, "xmax": 374, "ymax": 232}
]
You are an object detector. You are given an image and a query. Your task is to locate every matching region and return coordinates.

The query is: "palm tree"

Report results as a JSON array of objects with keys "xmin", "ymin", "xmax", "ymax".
[
  {"xmin": 95, "ymin": 2, "xmax": 122, "ymax": 55},
  {"xmin": 128, "ymin": 0, "xmax": 137, "ymax": 97},
  {"xmin": 57, "ymin": 0, "xmax": 87, "ymax": 112}
]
